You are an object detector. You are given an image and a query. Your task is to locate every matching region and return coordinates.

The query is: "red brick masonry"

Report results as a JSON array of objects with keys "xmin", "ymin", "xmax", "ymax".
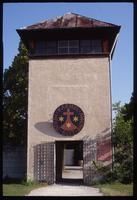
[{"xmin": 97, "ymin": 138, "xmax": 112, "ymax": 162}]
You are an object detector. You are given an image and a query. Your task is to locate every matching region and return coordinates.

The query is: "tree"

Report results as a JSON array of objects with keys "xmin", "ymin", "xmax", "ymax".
[
  {"xmin": 3, "ymin": 41, "xmax": 28, "ymax": 146},
  {"xmin": 112, "ymin": 96, "xmax": 133, "ymax": 183},
  {"xmin": 120, "ymin": 94, "xmax": 133, "ymax": 122}
]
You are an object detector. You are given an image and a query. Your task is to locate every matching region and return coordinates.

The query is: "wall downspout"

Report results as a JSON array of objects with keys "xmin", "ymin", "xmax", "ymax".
[{"xmin": 109, "ymin": 33, "xmax": 119, "ymax": 170}]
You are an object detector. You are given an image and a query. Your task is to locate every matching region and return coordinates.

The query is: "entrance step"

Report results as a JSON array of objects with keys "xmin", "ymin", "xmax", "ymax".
[
  {"xmin": 62, "ymin": 166, "xmax": 83, "ymax": 179},
  {"xmin": 64, "ymin": 166, "xmax": 83, "ymax": 170}
]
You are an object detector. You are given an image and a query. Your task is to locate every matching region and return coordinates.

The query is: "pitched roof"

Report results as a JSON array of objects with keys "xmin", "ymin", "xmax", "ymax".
[{"xmin": 21, "ymin": 12, "xmax": 119, "ymax": 30}]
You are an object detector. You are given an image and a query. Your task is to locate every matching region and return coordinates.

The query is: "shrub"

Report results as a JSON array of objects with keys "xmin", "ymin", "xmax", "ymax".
[{"xmin": 92, "ymin": 160, "xmax": 117, "ymax": 184}]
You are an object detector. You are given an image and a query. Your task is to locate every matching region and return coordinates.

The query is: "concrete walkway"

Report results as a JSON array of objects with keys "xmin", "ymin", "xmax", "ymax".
[{"xmin": 27, "ymin": 183, "xmax": 103, "ymax": 196}]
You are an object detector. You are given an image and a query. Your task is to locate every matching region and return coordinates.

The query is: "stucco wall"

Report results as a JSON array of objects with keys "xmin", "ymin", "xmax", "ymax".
[{"xmin": 27, "ymin": 57, "xmax": 111, "ymax": 180}]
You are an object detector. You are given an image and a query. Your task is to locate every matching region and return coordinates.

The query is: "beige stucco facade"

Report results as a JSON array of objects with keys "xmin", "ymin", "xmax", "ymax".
[{"xmin": 27, "ymin": 57, "xmax": 112, "ymax": 180}]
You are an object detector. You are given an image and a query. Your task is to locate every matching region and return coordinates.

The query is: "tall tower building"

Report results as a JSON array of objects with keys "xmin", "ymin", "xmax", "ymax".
[{"xmin": 17, "ymin": 13, "xmax": 120, "ymax": 185}]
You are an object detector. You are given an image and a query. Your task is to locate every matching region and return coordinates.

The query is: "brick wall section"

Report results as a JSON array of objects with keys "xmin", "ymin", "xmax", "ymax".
[
  {"xmin": 3, "ymin": 145, "xmax": 27, "ymax": 180},
  {"xmin": 83, "ymin": 134, "xmax": 112, "ymax": 185},
  {"xmin": 97, "ymin": 137, "xmax": 112, "ymax": 162}
]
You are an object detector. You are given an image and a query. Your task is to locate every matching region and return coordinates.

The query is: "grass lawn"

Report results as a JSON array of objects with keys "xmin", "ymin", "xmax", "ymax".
[
  {"xmin": 95, "ymin": 182, "xmax": 133, "ymax": 196},
  {"xmin": 3, "ymin": 182, "xmax": 48, "ymax": 196}
]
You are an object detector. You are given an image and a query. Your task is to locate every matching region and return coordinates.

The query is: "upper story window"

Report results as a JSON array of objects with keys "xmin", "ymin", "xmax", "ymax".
[
  {"xmin": 92, "ymin": 40, "xmax": 102, "ymax": 53},
  {"xmin": 32, "ymin": 39, "xmax": 102, "ymax": 56},
  {"xmin": 69, "ymin": 40, "xmax": 79, "ymax": 54},
  {"xmin": 45, "ymin": 41, "xmax": 57, "ymax": 55},
  {"xmin": 80, "ymin": 40, "xmax": 92, "ymax": 53},
  {"xmin": 58, "ymin": 40, "xmax": 79, "ymax": 54},
  {"xmin": 58, "ymin": 40, "xmax": 68, "ymax": 54},
  {"xmin": 80, "ymin": 40, "xmax": 102, "ymax": 53},
  {"xmin": 35, "ymin": 41, "xmax": 45, "ymax": 55}
]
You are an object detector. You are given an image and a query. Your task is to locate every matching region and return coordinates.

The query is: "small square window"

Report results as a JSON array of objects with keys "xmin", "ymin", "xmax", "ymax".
[
  {"xmin": 45, "ymin": 48, "xmax": 57, "ymax": 55},
  {"xmin": 80, "ymin": 40, "xmax": 91, "ymax": 46},
  {"xmin": 46, "ymin": 41, "xmax": 57, "ymax": 47},
  {"xmin": 46, "ymin": 41, "xmax": 57, "ymax": 55},
  {"xmin": 35, "ymin": 41, "xmax": 45, "ymax": 55},
  {"xmin": 69, "ymin": 48, "xmax": 79, "ymax": 54},
  {"xmin": 58, "ymin": 47, "xmax": 68, "ymax": 54},
  {"xmin": 80, "ymin": 47, "xmax": 92, "ymax": 53},
  {"xmin": 45, "ymin": 41, "xmax": 57, "ymax": 55},
  {"xmin": 69, "ymin": 40, "xmax": 79, "ymax": 47},
  {"xmin": 80, "ymin": 40, "xmax": 92, "ymax": 53},
  {"xmin": 91, "ymin": 40, "xmax": 102, "ymax": 53},
  {"xmin": 58, "ymin": 40, "xmax": 68, "ymax": 47}
]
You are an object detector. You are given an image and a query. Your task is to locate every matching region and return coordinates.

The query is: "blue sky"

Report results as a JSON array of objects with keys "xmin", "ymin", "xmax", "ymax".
[{"xmin": 3, "ymin": 2, "xmax": 133, "ymax": 106}]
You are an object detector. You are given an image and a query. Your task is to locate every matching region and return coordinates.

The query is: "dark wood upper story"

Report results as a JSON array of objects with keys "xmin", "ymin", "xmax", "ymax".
[{"xmin": 17, "ymin": 13, "xmax": 121, "ymax": 59}]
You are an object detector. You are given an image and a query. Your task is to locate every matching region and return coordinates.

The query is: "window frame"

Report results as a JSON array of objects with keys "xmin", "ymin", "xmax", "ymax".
[
  {"xmin": 45, "ymin": 40, "xmax": 57, "ymax": 55},
  {"xmin": 35, "ymin": 41, "xmax": 46, "ymax": 55},
  {"xmin": 31, "ymin": 39, "xmax": 103, "ymax": 56}
]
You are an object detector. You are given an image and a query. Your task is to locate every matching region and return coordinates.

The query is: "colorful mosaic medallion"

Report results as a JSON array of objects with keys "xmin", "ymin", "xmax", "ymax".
[{"xmin": 53, "ymin": 104, "xmax": 85, "ymax": 136}]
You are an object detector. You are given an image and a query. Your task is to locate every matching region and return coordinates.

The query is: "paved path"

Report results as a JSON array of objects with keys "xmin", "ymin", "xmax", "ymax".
[{"xmin": 27, "ymin": 183, "xmax": 103, "ymax": 196}]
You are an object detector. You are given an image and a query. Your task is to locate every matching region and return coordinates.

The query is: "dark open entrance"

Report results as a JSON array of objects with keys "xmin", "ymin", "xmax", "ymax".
[{"xmin": 56, "ymin": 140, "xmax": 83, "ymax": 184}]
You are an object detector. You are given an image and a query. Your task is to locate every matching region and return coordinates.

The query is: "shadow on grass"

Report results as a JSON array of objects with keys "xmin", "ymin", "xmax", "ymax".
[{"xmin": 3, "ymin": 178, "xmax": 23, "ymax": 184}]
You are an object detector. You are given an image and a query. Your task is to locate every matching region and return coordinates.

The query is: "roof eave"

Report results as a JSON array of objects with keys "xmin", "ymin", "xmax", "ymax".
[{"xmin": 17, "ymin": 25, "xmax": 120, "ymax": 32}]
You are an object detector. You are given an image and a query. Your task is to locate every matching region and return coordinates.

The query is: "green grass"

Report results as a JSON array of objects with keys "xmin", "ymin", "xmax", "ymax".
[
  {"xmin": 94, "ymin": 182, "xmax": 133, "ymax": 196},
  {"xmin": 3, "ymin": 182, "xmax": 48, "ymax": 196}
]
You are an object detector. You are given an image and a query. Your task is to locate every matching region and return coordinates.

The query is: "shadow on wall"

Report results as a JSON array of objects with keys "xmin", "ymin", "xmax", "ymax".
[
  {"xmin": 35, "ymin": 122, "xmax": 72, "ymax": 138},
  {"xmin": 35, "ymin": 121, "xmax": 111, "ymax": 139}
]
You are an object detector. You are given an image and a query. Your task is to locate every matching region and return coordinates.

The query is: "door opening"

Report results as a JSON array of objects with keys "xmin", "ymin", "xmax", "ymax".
[{"xmin": 56, "ymin": 141, "xmax": 83, "ymax": 184}]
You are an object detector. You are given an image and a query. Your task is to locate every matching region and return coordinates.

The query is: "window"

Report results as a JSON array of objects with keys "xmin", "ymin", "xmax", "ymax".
[
  {"xmin": 45, "ymin": 41, "xmax": 57, "ymax": 55},
  {"xmin": 80, "ymin": 40, "xmax": 92, "ymax": 53},
  {"xmin": 91, "ymin": 40, "xmax": 102, "ymax": 53},
  {"xmin": 58, "ymin": 40, "xmax": 68, "ymax": 54},
  {"xmin": 69, "ymin": 40, "xmax": 79, "ymax": 54},
  {"xmin": 80, "ymin": 40, "xmax": 102, "ymax": 54},
  {"xmin": 35, "ymin": 41, "xmax": 45, "ymax": 55},
  {"xmin": 58, "ymin": 40, "xmax": 79, "ymax": 54},
  {"xmin": 32, "ymin": 39, "xmax": 102, "ymax": 56}
]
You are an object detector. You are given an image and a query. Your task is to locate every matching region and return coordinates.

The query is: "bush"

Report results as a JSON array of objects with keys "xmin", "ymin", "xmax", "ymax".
[
  {"xmin": 112, "ymin": 162, "xmax": 133, "ymax": 184},
  {"xmin": 92, "ymin": 159, "xmax": 133, "ymax": 185},
  {"xmin": 92, "ymin": 161, "xmax": 116, "ymax": 184},
  {"xmin": 112, "ymin": 100, "xmax": 133, "ymax": 184}
]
